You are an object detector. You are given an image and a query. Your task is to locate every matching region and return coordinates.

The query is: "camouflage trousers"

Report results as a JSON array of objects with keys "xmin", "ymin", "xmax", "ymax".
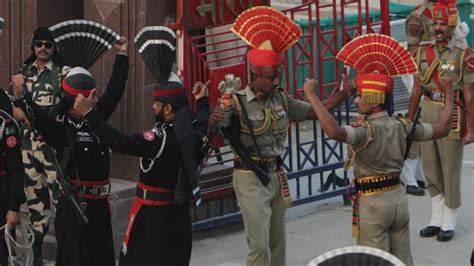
[{"xmin": 23, "ymin": 142, "xmax": 60, "ymax": 237}]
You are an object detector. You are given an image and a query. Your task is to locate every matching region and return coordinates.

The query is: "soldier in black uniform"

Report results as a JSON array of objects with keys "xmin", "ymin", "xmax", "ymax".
[
  {"xmin": 74, "ymin": 26, "xmax": 210, "ymax": 266},
  {"xmin": 12, "ymin": 40, "xmax": 128, "ymax": 266},
  {"xmin": 0, "ymin": 89, "xmax": 26, "ymax": 266}
]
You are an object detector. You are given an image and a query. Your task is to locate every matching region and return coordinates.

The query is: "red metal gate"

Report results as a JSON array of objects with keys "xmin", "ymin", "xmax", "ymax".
[{"xmin": 178, "ymin": 0, "xmax": 390, "ymax": 230}]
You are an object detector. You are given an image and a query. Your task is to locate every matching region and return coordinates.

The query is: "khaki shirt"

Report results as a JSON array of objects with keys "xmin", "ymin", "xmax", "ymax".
[
  {"xmin": 415, "ymin": 39, "xmax": 474, "ymax": 91},
  {"xmin": 220, "ymin": 85, "xmax": 311, "ymax": 157},
  {"xmin": 342, "ymin": 112, "xmax": 433, "ymax": 177}
]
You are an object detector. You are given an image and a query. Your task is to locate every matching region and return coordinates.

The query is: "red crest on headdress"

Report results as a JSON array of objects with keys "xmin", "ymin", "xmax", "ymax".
[
  {"xmin": 232, "ymin": 6, "xmax": 301, "ymax": 75},
  {"xmin": 336, "ymin": 34, "xmax": 417, "ymax": 104}
]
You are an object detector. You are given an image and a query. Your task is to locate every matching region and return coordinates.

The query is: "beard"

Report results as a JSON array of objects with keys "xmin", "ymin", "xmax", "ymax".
[{"xmin": 155, "ymin": 108, "xmax": 166, "ymax": 123}]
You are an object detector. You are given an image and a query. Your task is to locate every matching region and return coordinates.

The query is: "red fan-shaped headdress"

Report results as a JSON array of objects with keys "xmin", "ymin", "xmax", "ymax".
[
  {"xmin": 336, "ymin": 34, "xmax": 417, "ymax": 105},
  {"xmin": 232, "ymin": 6, "xmax": 301, "ymax": 76},
  {"xmin": 433, "ymin": 0, "xmax": 458, "ymax": 27}
]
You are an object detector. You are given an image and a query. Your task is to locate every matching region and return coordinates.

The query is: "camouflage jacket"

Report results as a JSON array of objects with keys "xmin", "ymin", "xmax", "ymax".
[{"xmin": 20, "ymin": 60, "xmax": 70, "ymax": 150}]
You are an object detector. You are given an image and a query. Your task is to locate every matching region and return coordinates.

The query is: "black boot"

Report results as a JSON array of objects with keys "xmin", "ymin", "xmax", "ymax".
[
  {"xmin": 32, "ymin": 234, "xmax": 44, "ymax": 266},
  {"xmin": 420, "ymin": 226, "xmax": 440, "ymax": 237},
  {"xmin": 470, "ymin": 249, "xmax": 473, "ymax": 266}
]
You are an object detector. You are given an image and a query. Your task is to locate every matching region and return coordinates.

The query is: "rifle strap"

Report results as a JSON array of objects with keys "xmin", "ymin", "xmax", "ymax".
[
  {"xmin": 65, "ymin": 125, "xmax": 85, "ymax": 201},
  {"xmin": 234, "ymin": 94, "xmax": 266, "ymax": 164}
]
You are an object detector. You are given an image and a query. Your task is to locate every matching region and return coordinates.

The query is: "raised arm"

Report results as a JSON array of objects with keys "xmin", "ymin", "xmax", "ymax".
[
  {"xmin": 75, "ymin": 91, "xmax": 161, "ymax": 158},
  {"xmin": 305, "ymin": 75, "xmax": 355, "ymax": 120},
  {"xmin": 191, "ymin": 81, "xmax": 211, "ymax": 136},
  {"xmin": 96, "ymin": 38, "xmax": 129, "ymax": 121},
  {"xmin": 303, "ymin": 79, "xmax": 347, "ymax": 141}
]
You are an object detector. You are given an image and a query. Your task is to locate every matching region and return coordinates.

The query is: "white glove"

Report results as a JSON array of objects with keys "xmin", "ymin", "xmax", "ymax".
[
  {"xmin": 452, "ymin": 21, "xmax": 469, "ymax": 49},
  {"xmin": 454, "ymin": 21, "xmax": 469, "ymax": 39}
]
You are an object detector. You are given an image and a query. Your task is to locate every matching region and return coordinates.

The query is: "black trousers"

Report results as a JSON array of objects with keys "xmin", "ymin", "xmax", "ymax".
[
  {"xmin": 55, "ymin": 196, "xmax": 115, "ymax": 266},
  {"xmin": 119, "ymin": 204, "xmax": 192, "ymax": 266}
]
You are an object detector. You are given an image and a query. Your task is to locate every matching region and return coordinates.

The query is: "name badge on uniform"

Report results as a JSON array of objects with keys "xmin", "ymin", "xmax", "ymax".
[
  {"xmin": 76, "ymin": 131, "xmax": 93, "ymax": 142},
  {"xmin": 273, "ymin": 104, "xmax": 286, "ymax": 118},
  {"xmin": 5, "ymin": 126, "xmax": 17, "ymax": 135}
]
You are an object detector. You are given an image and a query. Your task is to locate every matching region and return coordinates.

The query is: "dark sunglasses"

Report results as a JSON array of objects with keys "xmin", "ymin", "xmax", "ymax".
[{"xmin": 34, "ymin": 41, "xmax": 54, "ymax": 49}]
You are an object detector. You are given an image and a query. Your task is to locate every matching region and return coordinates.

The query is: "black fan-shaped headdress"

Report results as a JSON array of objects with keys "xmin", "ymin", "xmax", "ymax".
[
  {"xmin": 49, "ymin": 20, "xmax": 120, "ymax": 69},
  {"xmin": 134, "ymin": 26, "xmax": 176, "ymax": 84},
  {"xmin": 308, "ymin": 246, "xmax": 404, "ymax": 266}
]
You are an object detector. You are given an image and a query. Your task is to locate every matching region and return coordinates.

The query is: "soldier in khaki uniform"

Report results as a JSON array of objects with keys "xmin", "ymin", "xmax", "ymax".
[
  {"xmin": 10, "ymin": 27, "xmax": 69, "ymax": 265},
  {"xmin": 210, "ymin": 7, "xmax": 355, "ymax": 266},
  {"xmin": 402, "ymin": 0, "xmax": 438, "ymax": 197},
  {"xmin": 406, "ymin": 0, "xmax": 437, "ymax": 55},
  {"xmin": 408, "ymin": 0, "xmax": 474, "ymax": 242},
  {"xmin": 303, "ymin": 34, "xmax": 455, "ymax": 266}
]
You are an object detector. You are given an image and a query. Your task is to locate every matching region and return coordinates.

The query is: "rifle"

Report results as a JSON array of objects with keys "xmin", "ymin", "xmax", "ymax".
[
  {"xmin": 48, "ymin": 145, "xmax": 89, "ymax": 228},
  {"xmin": 404, "ymin": 107, "xmax": 422, "ymax": 160},
  {"xmin": 218, "ymin": 125, "xmax": 271, "ymax": 186}
]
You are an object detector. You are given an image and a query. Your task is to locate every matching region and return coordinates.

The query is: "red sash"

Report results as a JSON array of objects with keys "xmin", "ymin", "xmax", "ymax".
[
  {"xmin": 425, "ymin": 45, "xmax": 444, "ymax": 90},
  {"xmin": 121, "ymin": 182, "xmax": 174, "ymax": 255}
]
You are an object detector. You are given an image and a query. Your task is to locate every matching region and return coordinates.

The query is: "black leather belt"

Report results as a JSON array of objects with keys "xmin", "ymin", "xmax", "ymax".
[
  {"xmin": 69, "ymin": 179, "xmax": 111, "ymax": 197},
  {"xmin": 424, "ymin": 90, "xmax": 462, "ymax": 103},
  {"xmin": 234, "ymin": 156, "xmax": 281, "ymax": 171},
  {"xmin": 76, "ymin": 184, "xmax": 111, "ymax": 196},
  {"xmin": 355, "ymin": 172, "xmax": 401, "ymax": 196}
]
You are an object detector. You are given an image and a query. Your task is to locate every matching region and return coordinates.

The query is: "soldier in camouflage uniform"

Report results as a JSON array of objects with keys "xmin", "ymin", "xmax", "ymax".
[
  {"xmin": 10, "ymin": 27, "xmax": 69, "ymax": 265},
  {"xmin": 408, "ymin": 0, "xmax": 474, "ymax": 242}
]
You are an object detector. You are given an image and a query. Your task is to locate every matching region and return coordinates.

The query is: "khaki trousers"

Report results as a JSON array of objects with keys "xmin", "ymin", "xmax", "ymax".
[
  {"xmin": 233, "ymin": 169, "xmax": 286, "ymax": 266},
  {"xmin": 357, "ymin": 186, "xmax": 413, "ymax": 266},
  {"xmin": 421, "ymin": 99, "xmax": 463, "ymax": 208}
]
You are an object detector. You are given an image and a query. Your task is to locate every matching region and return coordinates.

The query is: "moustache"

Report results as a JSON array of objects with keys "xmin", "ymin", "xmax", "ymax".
[{"xmin": 435, "ymin": 30, "xmax": 444, "ymax": 35}]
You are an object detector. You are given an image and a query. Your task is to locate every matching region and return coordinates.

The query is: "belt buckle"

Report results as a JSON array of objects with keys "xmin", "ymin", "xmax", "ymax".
[
  {"xmin": 432, "ymin": 91, "xmax": 443, "ymax": 101},
  {"xmin": 104, "ymin": 184, "xmax": 111, "ymax": 194}
]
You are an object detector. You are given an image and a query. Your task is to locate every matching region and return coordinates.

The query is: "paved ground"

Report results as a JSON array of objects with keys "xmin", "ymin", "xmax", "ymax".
[{"xmin": 191, "ymin": 144, "xmax": 474, "ymax": 266}]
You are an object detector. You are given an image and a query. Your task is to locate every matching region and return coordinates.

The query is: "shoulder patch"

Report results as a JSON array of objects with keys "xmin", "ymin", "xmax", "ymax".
[
  {"xmin": 143, "ymin": 130, "xmax": 156, "ymax": 142},
  {"xmin": 5, "ymin": 135, "xmax": 17, "ymax": 148}
]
